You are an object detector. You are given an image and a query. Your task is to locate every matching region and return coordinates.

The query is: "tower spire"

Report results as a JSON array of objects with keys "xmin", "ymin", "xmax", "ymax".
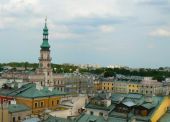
[
  {"xmin": 45, "ymin": 16, "xmax": 47, "ymax": 27},
  {"xmin": 41, "ymin": 17, "xmax": 50, "ymax": 50}
]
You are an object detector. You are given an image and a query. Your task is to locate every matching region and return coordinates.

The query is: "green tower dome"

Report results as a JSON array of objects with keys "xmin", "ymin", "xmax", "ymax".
[{"xmin": 41, "ymin": 18, "xmax": 50, "ymax": 49}]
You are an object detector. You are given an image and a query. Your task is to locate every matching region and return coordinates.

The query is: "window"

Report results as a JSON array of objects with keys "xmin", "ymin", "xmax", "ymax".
[
  {"xmin": 18, "ymin": 116, "xmax": 21, "ymax": 120},
  {"xmin": 108, "ymin": 87, "xmax": 109, "ymax": 90},
  {"xmin": 35, "ymin": 102, "xmax": 38, "ymax": 108},
  {"xmin": 48, "ymin": 72, "xmax": 50, "ymax": 76},
  {"xmin": 47, "ymin": 63, "xmax": 50, "ymax": 68},
  {"xmin": 52, "ymin": 101, "xmax": 54, "ymax": 106},
  {"xmin": 90, "ymin": 111, "xmax": 94, "ymax": 115},
  {"xmin": 13, "ymin": 117, "xmax": 15, "ymax": 122},
  {"xmin": 57, "ymin": 100, "xmax": 59, "ymax": 104},
  {"xmin": 40, "ymin": 101, "xmax": 44, "ymax": 107},
  {"xmin": 99, "ymin": 112, "xmax": 103, "ymax": 116},
  {"xmin": 104, "ymin": 87, "xmax": 105, "ymax": 89}
]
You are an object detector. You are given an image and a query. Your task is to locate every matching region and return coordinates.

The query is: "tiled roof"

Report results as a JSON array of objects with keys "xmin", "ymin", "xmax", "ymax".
[
  {"xmin": 43, "ymin": 115, "xmax": 71, "ymax": 122},
  {"xmin": 126, "ymin": 94, "xmax": 142, "ymax": 99},
  {"xmin": 159, "ymin": 111, "xmax": 170, "ymax": 122},
  {"xmin": 17, "ymin": 85, "xmax": 66, "ymax": 98},
  {"xmin": 76, "ymin": 114, "xmax": 127, "ymax": 122},
  {"xmin": 122, "ymin": 101, "xmax": 136, "ymax": 107},
  {"xmin": 0, "ymin": 83, "xmax": 33, "ymax": 97},
  {"xmin": 85, "ymin": 103, "xmax": 115, "ymax": 111},
  {"xmin": 0, "ymin": 82, "xmax": 66, "ymax": 99},
  {"xmin": 8, "ymin": 104, "xmax": 30, "ymax": 113}
]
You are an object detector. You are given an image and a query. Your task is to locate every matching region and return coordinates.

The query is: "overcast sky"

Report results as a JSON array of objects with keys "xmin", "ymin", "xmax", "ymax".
[{"xmin": 0, "ymin": 0, "xmax": 170, "ymax": 68}]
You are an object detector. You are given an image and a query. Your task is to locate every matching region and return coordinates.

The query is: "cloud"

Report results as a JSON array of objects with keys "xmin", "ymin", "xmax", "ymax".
[
  {"xmin": 99, "ymin": 25, "xmax": 115, "ymax": 33},
  {"xmin": 149, "ymin": 28, "xmax": 170, "ymax": 37},
  {"xmin": 50, "ymin": 32, "xmax": 80, "ymax": 40},
  {"xmin": 135, "ymin": 0, "xmax": 169, "ymax": 6}
]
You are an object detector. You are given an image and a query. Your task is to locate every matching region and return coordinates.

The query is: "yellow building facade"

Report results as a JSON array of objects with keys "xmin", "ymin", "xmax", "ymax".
[
  {"xmin": 128, "ymin": 82, "xmax": 140, "ymax": 93},
  {"xmin": 16, "ymin": 96, "xmax": 61, "ymax": 114},
  {"xmin": 94, "ymin": 81, "xmax": 102, "ymax": 91},
  {"xmin": 102, "ymin": 81, "xmax": 113, "ymax": 92}
]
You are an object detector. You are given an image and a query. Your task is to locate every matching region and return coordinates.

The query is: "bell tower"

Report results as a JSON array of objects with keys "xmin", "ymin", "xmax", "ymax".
[{"xmin": 37, "ymin": 17, "xmax": 53, "ymax": 86}]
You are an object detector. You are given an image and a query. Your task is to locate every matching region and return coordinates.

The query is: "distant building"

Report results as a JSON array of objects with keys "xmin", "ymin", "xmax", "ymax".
[
  {"xmin": 0, "ymin": 103, "xmax": 31, "ymax": 122},
  {"xmin": 99, "ymin": 76, "xmax": 165, "ymax": 95},
  {"xmin": 64, "ymin": 73, "xmax": 94, "ymax": 94},
  {"xmin": 140, "ymin": 80, "xmax": 163, "ymax": 95}
]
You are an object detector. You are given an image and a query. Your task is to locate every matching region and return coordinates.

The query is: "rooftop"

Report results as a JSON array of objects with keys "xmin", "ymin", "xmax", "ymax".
[
  {"xmin": 0, "ymin": 82, "xmax": 66, "ymax": 99},
  {"xmin": 8, "ymin": 104, "xmax": 30, "ymax": 113},
  {"xmin": 159, "ymin": 111, "xmax": 170, "ymax": 122}
]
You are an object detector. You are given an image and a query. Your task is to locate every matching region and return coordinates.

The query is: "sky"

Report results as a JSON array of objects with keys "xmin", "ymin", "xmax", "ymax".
[{"xmin": 0, "ymin": 0, "xmax": 170, "ymax": 68}]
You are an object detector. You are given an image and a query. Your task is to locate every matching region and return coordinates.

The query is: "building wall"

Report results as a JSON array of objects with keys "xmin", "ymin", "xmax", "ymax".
[
  {"xmin": 86, "ymin": 108, "xmax": 108, "ymax": 117},
  {"xmin": 0, "ymin": 104, "xmax": 9, "ymax": 122},
  {"xmin": 128, "ymin": 83, "xmax": 140, "ymax": 93},
  {"xmin": 102, "ymin": 81, "xmax": 113, "ymax": 92},
  {"xmin": 99, "ymin": 80, "xmax": 164, "ymax": 95},
  {"xmin": 113, "ymin": 81, "xmax": 128, "ymax": 93},
  {"xmin": 0, "ymin": 96, "xmax": 14, "ymax": 104},
  {"xmin": 9, "ymin": 110, "xmax": 31, "ymax": 122},
  {"xmin": 16, "ymin": 96, "xmax": 61, "ymax": 114},
  {"xmin": 151, "ymin": 96, "xmax": 170, "ymax": 122},
  {"xmin": 48, "ymin": 96, "xmax": 61, "ymax": 110},
  {"xmin": 93, "ymin": 81, "xmax": 102, "ymax": 91}
]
